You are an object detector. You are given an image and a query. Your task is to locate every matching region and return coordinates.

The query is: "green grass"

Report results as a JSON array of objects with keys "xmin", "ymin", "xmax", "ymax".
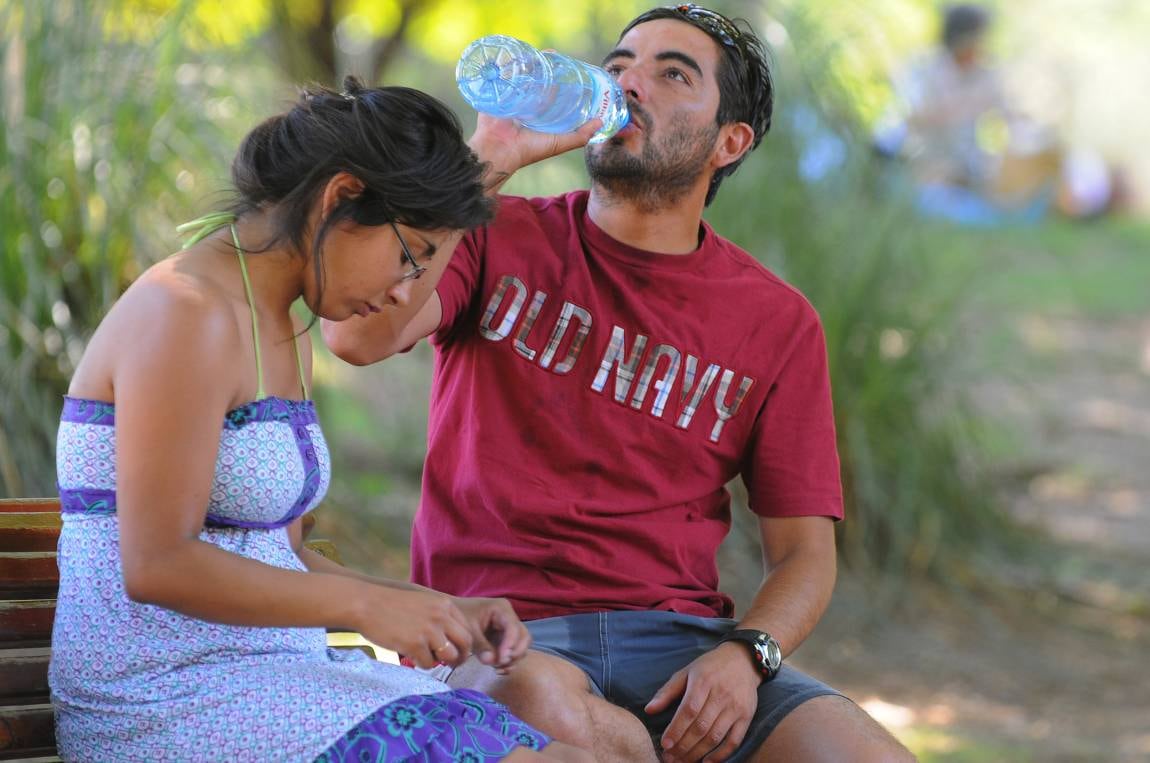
[{"xmin": 950, "ymin": 220, "xmax": 1150, "ymax": 319}]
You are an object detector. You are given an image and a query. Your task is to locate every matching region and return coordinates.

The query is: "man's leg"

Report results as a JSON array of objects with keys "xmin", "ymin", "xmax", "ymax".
[
  {"xmin": 505, "ymin": 740, "xmax": 594, "ymax": 763},
  {"xmin": 749, "ymin": 694, "xmax": 916, "ymax": 762},
  {"xmin": 591, "ymin": 611, "xmax": 912, "ymax": 762},
  {"xmin": 450, "ymin": 652, "xmax": 659, "ymax": 762}
]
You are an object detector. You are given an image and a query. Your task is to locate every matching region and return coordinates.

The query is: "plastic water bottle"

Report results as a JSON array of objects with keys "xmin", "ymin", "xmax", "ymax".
[{"xmin": 456, "ymin": 35, "xmax": 630, "ymax": 144}]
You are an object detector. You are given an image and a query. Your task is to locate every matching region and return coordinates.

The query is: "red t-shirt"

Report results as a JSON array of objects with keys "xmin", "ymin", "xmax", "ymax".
[{"xmin": 410, "ymin": 191, "xmax": 843, "ymax": 620}]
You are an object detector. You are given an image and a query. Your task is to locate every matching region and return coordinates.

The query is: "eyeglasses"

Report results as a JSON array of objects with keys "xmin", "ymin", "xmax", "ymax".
[
  {"xmin": 390, "ymin": 221, "xmax": 427, "ymax": 282},
  {"xmin": 672, "ymin": 4, "xmax": 741, "ymax": 49}
]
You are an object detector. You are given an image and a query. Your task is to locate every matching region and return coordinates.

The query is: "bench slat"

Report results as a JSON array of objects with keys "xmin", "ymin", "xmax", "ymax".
[
  {"xmin": 0, "ymin": 647, "xmax": 51, "ymax": 705},
  {"xmin": 0, "ymin": 499, "xmax": 61, "ymax": 513},
  {"xmin": 0, "ymin": 554, "xmax": 58, "ymax": 599},
  {"xmin": 0, "ymin": 515, "xmax": 61, "ymax": 554},
  {"xmin": 0, "ymin": 703, "xmax": 56, "ymax": 758},
  {"xmin": 0, "ymin": 602, "xmax": 54, "ymax": 646},
  {"xmin": 0, "ymin": 514, "xmax": 62, "ymax": 529}
]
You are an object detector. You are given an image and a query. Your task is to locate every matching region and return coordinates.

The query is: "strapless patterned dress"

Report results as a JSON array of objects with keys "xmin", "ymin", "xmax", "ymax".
[{"xmin": 51, "ymin": 395, "xmax": 547, "ymax": 762}]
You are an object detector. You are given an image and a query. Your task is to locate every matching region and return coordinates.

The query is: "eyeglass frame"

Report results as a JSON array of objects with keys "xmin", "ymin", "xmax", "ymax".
[{"xmin": 390, "ymin": 221, "xmax": 427, "ymax": 282}]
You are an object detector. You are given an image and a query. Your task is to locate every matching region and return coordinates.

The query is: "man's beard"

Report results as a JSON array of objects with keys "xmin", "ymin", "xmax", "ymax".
[{"xmin": 586, "ymin": 110, "xmax": 719, "ymax": 212}]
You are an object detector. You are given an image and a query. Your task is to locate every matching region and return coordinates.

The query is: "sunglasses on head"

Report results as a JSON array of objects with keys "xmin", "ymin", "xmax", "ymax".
[{"xmin": 672, "ymin": 4, "xmax": 742, "ymax": 49}]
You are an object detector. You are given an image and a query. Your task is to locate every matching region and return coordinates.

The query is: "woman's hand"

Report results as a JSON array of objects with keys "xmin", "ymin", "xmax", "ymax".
[
  {"xmin": 452, "ymin": 596, "xmax": 533, "ymax": 672},
  {"xmin": 353, "ymin": 587, "xmax": 479, "ymax": 669},
  {"xmin": 351, "ymin": 588, "xmax": 531, "ymax": 672}
]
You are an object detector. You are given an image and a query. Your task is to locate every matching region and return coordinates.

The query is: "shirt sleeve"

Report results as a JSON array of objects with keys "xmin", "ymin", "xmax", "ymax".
[
  {"xmin": 432, "ymin": 224, "xmax": 486, "ymax": 346},
  {"xmin": 742, "ymin": 310, "xmax": 844, "ymax": 520}
]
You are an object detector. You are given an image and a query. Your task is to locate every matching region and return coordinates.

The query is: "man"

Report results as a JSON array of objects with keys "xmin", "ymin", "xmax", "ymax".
[{"xmin": 325, "ymin": 5, "xmax": 914, "ymax": 761}]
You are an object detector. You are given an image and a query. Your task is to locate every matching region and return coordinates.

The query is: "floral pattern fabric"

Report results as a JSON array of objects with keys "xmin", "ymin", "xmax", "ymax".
[{"xmin": 317, "ymin": 689, "xmax": 549, "ymax": 762}]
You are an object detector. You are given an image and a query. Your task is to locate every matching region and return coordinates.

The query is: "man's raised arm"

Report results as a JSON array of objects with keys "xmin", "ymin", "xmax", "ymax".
[{"xmin": 322, "ymin": 115, "xmax": 603, "ymax": 366}]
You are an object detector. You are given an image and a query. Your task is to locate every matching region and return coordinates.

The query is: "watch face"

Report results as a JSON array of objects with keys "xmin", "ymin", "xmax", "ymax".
[{"xmin": 754, "ymin": 636, "xmax": 782, "ymax": 671}]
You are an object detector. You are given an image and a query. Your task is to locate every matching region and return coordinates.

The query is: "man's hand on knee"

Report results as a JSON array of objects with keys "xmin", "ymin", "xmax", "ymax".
[{"xmin": 645, "ymin": 644, "xmax": 760, "ymax": 762}]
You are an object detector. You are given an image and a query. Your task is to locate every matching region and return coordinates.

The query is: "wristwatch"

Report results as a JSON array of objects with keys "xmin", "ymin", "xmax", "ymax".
[{"xmin": 718, "ymin": 629, "xmax": 782, "ymax": 681}]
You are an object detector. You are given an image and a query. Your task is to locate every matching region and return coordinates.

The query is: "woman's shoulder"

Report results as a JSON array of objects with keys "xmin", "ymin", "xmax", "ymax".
[
  {"xmin": 73, "ymin": 255, "xmax": 245, "ymax": 394},
  {"xmin": 122, "ymin": 255, "xmax": 244, "ymax": 338}
]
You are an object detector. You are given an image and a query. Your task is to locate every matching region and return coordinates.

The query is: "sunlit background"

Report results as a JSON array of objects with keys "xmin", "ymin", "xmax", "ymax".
[{"xmin": 3, "ymin": 1, "xmax": 1149, "ymax": 759}]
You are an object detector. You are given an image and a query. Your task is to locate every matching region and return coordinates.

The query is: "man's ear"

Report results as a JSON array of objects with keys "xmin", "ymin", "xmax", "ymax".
[
  {"xmin": 713, "ymin": 122, "xmax": 755, "ymax": 171},
  {"xmin": 319, "ymin": 172, "xmax": 366, "ymax": 218}
]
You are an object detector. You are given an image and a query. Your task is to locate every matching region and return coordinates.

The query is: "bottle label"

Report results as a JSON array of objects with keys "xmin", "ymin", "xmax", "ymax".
[{"xmin": 594, "ymin": 89, "xmax": 612, "ymax": 120}]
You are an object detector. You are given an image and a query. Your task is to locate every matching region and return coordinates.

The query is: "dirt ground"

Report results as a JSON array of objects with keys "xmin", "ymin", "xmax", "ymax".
[{"xmin": 788, "ymin": 315, "xmax": 1150, "ymax": 761}]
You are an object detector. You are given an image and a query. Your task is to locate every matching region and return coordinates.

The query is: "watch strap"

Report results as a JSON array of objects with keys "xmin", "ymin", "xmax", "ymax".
[{"xmin": 718, "ymin": 629, "xmax": 781, "ymax": 680}]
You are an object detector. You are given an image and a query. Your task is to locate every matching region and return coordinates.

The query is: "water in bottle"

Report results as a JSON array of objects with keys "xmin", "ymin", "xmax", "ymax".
[{"xmin": 456, "ymin": 35, "xmax": 630, "ymax": 144}]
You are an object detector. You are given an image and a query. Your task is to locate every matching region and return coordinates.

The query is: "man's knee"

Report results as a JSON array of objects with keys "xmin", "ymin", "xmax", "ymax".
[
  {"xmin": 757, "ymin": 694, "xmax": 916, "ymax": 762},
  {"xmin": 448, "ymin": 651, "xmax": 598, "ymax": 746}
]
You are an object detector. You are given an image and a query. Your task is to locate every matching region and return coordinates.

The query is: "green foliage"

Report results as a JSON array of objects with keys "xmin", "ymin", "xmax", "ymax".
[
  {"xmin": 0, "ymin": 0, "xmax": 1030, "ymax": 583},
  {"xmin": 0, "ymin": 1, "xmax": 242, "ymax": 495},
  {"xmin": 706, "ymin": 10, "xmax": 1021, "ymax": 579}
]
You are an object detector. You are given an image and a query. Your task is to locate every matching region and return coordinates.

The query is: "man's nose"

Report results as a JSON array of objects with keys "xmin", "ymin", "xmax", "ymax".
[{"xmin": 614, "ymin": 67, "xmax": 644, "ymax": 103}]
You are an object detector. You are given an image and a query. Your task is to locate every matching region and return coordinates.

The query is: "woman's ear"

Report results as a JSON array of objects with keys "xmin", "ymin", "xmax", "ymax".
[{"xmin": 319, "ymin": 172, "xmax": 366, "ymax": 219}]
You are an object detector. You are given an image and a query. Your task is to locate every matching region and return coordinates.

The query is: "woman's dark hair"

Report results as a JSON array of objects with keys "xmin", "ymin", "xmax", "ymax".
[
  {"xmin": 620, "ymin": 5, "xmax": 774, "ymax": 206},
  {"xmin": 228, "ymin": 76, "xmax": 493, "ymax": 308}
]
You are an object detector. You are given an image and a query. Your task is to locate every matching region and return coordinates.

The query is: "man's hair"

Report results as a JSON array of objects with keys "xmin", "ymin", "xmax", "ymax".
[
  {"xmin": 942, "ymin": 4, "xmax": 991, "ymax": 51},
  {"xmin": 620, "ymin": 4, "xmax": 774, "ymax": 205}
]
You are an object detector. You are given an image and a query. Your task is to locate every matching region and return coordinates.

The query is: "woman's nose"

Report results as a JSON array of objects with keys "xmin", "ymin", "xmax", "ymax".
[{"xmin": 387, "ymin": 278, "xmax": 415, "ymax": 308}]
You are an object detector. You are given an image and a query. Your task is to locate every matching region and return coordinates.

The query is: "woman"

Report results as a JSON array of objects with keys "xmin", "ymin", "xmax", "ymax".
[{"xmin": 50, "ymin": 78, "xmax": 590, "ymax": 762}]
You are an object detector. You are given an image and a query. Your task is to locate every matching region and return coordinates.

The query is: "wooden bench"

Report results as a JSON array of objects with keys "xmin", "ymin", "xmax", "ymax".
[{"xmin": 0, "ymin": 497, "xmax": 390, "ymax": 762}]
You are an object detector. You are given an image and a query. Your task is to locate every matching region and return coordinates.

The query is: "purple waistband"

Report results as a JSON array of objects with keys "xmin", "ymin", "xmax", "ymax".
[
  {"xmin": 60, "ymin": 397, "xmax": 115, "ymax": 426},
  {"xmin": 57, "ymin": 487, "xmax": 306, "ymax": 530}
]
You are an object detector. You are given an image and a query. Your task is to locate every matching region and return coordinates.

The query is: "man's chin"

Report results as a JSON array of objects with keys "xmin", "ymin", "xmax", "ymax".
[
  {"xmin": 588, "ymin": 139, "xmax": 626, "ymax": 160},
  {"xmin": 586, "ymin": 163, "xmax": 646, "ymax": 188},
  {"xmin": 587, "ymin": 142, "xmax": 640, "ymax": 172}
]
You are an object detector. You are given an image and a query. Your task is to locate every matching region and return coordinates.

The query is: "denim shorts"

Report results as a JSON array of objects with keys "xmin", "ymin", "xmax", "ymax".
[{"xmin": 524, "ymin": 610, "xmax": 842, "ymax": 762}]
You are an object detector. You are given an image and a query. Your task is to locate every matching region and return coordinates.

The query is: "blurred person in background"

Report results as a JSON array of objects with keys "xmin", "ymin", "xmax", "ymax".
[
  {"xmin": 51, "ymin": 77, "xmax": 590, "ymax": 763},
  {"xmin": 326, "ymin": 4, "xmax": 915, "ymax": 761},
  {"xmin": 894, "ymin": 3, "xmax": 1004, "ymax": 190},
  {"xmin": 875, "ymin": 3, "xmax": 1060, "ymax": 226}
]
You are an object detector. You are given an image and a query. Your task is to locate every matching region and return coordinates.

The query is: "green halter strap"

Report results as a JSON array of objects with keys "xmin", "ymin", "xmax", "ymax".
[{"xmin": 176, "ymin": 213, "xmax": 310, "ymax": 401}]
